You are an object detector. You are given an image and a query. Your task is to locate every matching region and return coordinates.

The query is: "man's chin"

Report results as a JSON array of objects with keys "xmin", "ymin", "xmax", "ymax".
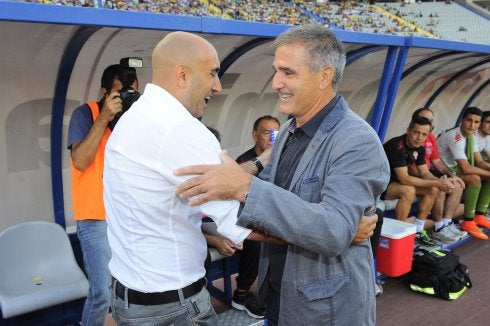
[
  {"xmin": 190, "ymin": 106, "xmax": 205, "ymax": 119},
  {"xmin": 278, "ymin": 105, "xmax": 293, "ymax": 116}
]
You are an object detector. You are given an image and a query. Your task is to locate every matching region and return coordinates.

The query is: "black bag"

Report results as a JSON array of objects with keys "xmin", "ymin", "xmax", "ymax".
[{"xmin": 408, "ymin": 248, "xmax": 472, "ymax": 300}]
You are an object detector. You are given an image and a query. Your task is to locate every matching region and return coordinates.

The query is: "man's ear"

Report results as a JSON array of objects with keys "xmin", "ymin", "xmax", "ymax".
[
  {"xmin": 175, "ymin": 64, "xmax": 190, "ymax": 88},
  {"xmin": 319, "ymin": 66, "xmax": 335, "ymax": 90},
  {"xmin": 252, "ymin": 130, "xmax": 258, "ymax": 142}
]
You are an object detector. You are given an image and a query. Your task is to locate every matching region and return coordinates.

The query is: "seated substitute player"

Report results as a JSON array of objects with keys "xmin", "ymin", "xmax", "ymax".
[
  {"xmin": 438, "ymin": 106, "xmax": 490, "ymax": 240},
  {"xmin": 412, "ymin": 108, "xmax": 466, "ymax": 240},
  {"xmin": 475, "ymin": 110, "xmax": 490, "ymax": 163},
  {"xmin": 382, "ymin": 116, "xmax": 456, "ymax": 245}
]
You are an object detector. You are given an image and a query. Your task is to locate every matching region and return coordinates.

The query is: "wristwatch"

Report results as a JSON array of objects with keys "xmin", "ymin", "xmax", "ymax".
[{"xmin": 251, "ymin": 157, "xmax": 264, "ymax": 173}]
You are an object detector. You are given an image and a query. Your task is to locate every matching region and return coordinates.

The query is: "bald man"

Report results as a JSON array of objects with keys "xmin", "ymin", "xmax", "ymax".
[{"xmin": 103, "ymin": 32, "xmax": 264, "ymax": 325}]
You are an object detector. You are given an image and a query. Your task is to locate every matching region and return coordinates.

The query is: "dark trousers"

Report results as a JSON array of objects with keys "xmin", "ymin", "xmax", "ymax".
[
  {"xmin": 204, "ymin": 239, "xmax": 261, "ymax": 292},
  {"xmin": 236, "ymin": 239, "xmax": 261, "ymax": 291},
  {"xmin": 264, "ymin": 210, "xmax": 384, "ymax": 326},
  {"xmin": 265, "ymin": 290, "xmax": 280, "ymax": 326}
]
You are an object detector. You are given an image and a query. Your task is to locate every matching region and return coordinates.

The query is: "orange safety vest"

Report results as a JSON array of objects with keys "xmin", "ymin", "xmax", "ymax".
[{"xmin": 71, "ymin": 102, "xmax": 111, "ymax": 220}]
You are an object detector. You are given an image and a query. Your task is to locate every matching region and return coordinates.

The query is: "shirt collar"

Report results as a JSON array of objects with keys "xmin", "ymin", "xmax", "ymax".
[
  {"xmin": 402, "ymin": 134, "xmax": 418, "ymax": 151},
  {"xmin": 144, "ymin": 83, "xmax": 193, "ymax": 118},
  {"xmin": 289, "ymin": 94, "xmax": 341, "ymax": 138}
]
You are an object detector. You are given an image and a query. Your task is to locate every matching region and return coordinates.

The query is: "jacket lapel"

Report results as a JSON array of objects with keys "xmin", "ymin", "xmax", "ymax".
[
  {"xmin": 288, "ymin": 96, "xmax": 348, "ymax": 191},
  {"xmin": 268, "ymin": 118, "xmax": 292, "ymax": 182}
]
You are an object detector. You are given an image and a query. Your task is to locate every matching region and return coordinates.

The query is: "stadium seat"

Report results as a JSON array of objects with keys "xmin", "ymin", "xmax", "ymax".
[{"xmin": 0, "ymin": 221, "xmax": 89, "ymax": 319}]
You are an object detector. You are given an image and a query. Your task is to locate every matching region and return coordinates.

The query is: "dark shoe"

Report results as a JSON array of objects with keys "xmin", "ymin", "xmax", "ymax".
[
  {"xmin": 231, "ymin": 290, "xmax": 265, "ymax": 319},
  {"xmin": 415, "ymin": 230, "xmax": 435, "ymax": 246}
]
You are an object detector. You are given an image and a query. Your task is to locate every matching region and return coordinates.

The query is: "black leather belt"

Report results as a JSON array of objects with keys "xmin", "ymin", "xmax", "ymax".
[{"xmin": 113, "ymin": 277, "xmax": 206, "ymax": 305}]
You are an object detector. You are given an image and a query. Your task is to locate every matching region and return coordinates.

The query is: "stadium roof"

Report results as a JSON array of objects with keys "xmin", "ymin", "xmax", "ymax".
[{"xmin": 0, "ymin": 1, "xmax": 489, "ymax": 226}]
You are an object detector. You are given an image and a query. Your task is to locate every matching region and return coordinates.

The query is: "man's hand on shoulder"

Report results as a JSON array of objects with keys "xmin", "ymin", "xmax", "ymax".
[{"xmin": 175, "ymin": 150, "xmax": 252, "ymax": 206}]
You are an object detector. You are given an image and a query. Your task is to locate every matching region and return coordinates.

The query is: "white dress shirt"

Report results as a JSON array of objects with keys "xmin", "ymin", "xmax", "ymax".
[{"xmin": 103, "ymin": 83, "xmax": 251, "ymax": 292}]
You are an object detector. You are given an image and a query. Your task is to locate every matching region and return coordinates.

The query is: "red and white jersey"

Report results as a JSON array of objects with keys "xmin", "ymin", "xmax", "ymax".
[{"xmin": 424, "ymin": 133, "xmax": 439, "ymax": 169}]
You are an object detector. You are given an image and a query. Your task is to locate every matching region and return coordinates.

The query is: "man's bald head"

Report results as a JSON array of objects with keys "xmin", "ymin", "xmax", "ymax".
[
  {"xmin": 151, "ymin": 31, "xmax": 222, "ymax": 117},
  {"xmin": 152, "ymin": 31, "xmax": 218, "ymax": 85}
]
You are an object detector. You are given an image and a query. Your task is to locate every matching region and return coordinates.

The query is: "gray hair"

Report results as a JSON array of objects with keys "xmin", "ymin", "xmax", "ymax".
[{"xmin": 272, "ymin": 25, "xmax": 346, "ymax": 90}]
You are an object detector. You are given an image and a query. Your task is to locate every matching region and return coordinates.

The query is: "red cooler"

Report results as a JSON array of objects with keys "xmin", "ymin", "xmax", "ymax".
[{"xmin": 376, "ymin": 218, "xmax": 416, "ymax": 277}]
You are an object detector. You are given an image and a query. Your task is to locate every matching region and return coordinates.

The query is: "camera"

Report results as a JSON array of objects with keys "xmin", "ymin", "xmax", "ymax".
[{"xmin": 108, "ymin": 57, "xmax": 143, "ymax": 131}]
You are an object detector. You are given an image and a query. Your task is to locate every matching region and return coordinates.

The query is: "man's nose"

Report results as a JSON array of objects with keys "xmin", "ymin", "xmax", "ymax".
[{"xmin": 213, "ymin": 78, "xmax": 222, "ymax": 94}]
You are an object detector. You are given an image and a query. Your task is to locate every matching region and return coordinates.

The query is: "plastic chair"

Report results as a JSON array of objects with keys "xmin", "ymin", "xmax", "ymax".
[{"xmin": 0, "ymin": 221, "xmax": 89, "ymax": 319}]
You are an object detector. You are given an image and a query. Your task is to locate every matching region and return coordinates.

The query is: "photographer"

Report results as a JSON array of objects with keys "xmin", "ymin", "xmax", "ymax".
[
  {"xmin": 67, "ymin": 62, "xmax": 139, "ymax": 326},
  {"xmin": 108, "ymin": 59, "xmax": 141, "ymax": 130}
]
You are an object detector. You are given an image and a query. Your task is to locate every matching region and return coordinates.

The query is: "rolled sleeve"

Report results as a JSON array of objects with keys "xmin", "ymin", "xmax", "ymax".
[{"xmin": 201, "ymin": 200, "xmax": 251, "ymax": 244}]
